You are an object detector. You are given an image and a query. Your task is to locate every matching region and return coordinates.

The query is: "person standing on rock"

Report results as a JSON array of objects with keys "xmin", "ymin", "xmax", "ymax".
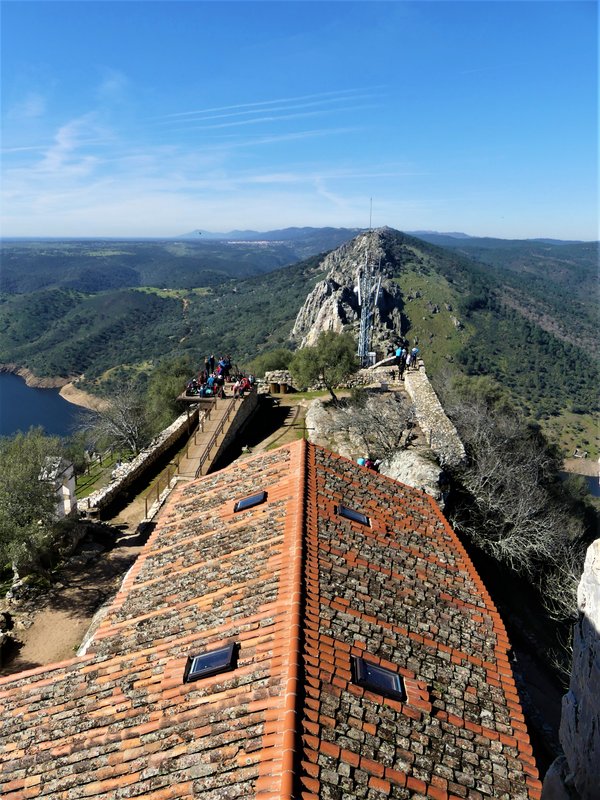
[
  {"xmin": 395, "ymin": 344, "xmax": 406, "ymax": 380},
  {"xmin": 410, "ymin": 346, "xmax": 420, "ymax": 369}
]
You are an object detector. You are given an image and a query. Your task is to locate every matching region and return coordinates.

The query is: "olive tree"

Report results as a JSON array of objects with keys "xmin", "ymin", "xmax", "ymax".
[
  {"xmin": 289, "ymin": 330, "xmax": 359, "ymax": 402},
  {"xmin": 0, "ymin": 428, "xmax": 65, "ymax": 579}
]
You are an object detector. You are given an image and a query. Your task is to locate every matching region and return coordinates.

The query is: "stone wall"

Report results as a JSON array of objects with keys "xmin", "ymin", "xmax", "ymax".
[
  {"xmin": 404, "ymin": 363, "xmax": 465, "ymax": 468},
  {"xmin": 77, "ymin": 406, "xmax": 199, "ymax": 515},
  {"xmin": 212, "ymin": 390, "xmax": 259, "ymax": 464},
  {"xmin": 542, "ymin": 539, "xmax": 600, "ymax": 800},
  {"xmin": 262, "ymin": 370, "xmax": 295, "ymax": 391}
]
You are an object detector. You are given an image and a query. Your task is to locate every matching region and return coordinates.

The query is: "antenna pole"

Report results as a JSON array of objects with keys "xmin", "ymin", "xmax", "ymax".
[{"xmin": 369, "ymin": 197, "xmax": 372, "ymax": 231}]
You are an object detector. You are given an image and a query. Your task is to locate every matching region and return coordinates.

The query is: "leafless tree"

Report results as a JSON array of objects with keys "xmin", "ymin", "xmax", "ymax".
[
  {"xmin": 445, "ymin": 394, "xmax": 586, "ymax": 619},
  {"xmin": 79, "ymin": 380, "xmax": 150, "ymax": 456},
  {"xmin": 333, "ymin": 391, "xmax": 417, "ymax": 459}
]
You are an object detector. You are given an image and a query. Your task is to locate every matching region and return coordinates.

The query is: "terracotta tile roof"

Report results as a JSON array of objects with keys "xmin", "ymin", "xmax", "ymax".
[{"xmin": 0, "ymin": 440, "xmax": 541, "ymax": 799}]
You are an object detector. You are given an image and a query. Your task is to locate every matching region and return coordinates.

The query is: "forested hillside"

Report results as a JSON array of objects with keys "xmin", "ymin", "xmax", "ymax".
[
  {"xmin": 0, "ymin": 230, "xmax": 359, "ymax": 295},
  {"xmin": 415, "ymin": 234, "xmax": 598, "ymax": 357},
  {"xmin": 0, "ymin": 252, "xmax": 328, "ymax": 378},
  {"xmin": 0, "ymin": 229, "xmax": 597, "ymax": 455}
]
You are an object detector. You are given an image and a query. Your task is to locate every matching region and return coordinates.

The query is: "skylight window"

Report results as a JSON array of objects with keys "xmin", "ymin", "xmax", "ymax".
[
  {"xmin": 337, "ymin": 504, "xmax": 370, "ymax": 526},
  {"xmin": 233, "ymin": 491, "xmax": 267, "ymax": 513},
  {"xmin": 183, "ymin": 643, "xmax": 238, "ymax": 683},
  {"xmin": 351, "ymin": 656, "xmax": 406, "ymax": 702}
]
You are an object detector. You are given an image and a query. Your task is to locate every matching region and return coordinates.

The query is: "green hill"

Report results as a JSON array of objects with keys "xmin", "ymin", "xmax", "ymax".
[{"xmin": 0, "ymin": 228, "xmax": 597, "ymax": 456}]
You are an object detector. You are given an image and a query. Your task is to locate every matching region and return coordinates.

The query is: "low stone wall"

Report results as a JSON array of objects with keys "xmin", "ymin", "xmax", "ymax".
[
  {"xmin": 350, "ymin": 364, "xmax": 400, "ymax": 388},
  {"xmin": 262, "ymin": 370, "xmax": 295, "ymax": 393},
  {"xmin": 78, "ymin": 406, "xmax": 200, "ymax": 514},
  {"xmin": 212, "ymin": 390, "xmax": 259, "ymax": 464},
  {"xmin": 404, "ymin": 364, "xmax": 465, "ymax": 468}
]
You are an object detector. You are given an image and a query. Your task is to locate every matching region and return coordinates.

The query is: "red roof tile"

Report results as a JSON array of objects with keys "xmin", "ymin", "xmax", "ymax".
[{"xmin": 0, "ymin": 440, "xmax": 541, "ymax": 799}]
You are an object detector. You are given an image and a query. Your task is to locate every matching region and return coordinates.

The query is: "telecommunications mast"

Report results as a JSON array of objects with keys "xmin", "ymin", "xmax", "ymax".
[{"xmin": 356, "ymin": 201, "xmax": 381, "ymax": 367}]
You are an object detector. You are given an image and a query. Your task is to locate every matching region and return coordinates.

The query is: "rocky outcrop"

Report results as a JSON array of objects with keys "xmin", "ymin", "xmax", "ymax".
[
  {"xmin": 291, "ymin": 228, "xmax": 405, "ymax": 352},
  {"xmin": 542, "ymin": 539, "xmax": 600, "ymax": 800},
  {"xmin": 304, "ymin": 393, "xmax": 447, "ymax": 503},
  {"xmin": 380, "ymin": 449, "xmax": 447, "ymax": 507}
]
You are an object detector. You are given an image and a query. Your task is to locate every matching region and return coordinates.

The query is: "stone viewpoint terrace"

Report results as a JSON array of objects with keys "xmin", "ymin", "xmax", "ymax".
[{"xmin": 0, "ymin": 440, "xmax": 541, "ymax": 799}]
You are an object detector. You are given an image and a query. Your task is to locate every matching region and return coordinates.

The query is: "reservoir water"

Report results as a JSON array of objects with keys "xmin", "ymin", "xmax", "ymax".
[{"xmin": 0, "ymin": 372, "xmax": 86, "ymax": 438}]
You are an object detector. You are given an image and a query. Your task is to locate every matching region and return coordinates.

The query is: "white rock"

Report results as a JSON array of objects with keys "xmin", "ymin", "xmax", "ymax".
[{"xmin": 543, "ymin": 539, "xmax": 600, "ymax": 800}]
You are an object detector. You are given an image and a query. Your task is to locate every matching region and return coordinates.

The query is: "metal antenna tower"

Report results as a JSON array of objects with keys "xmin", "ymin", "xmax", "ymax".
[{"xmin": 357, "ymin": 232, "xmax": 381, "ymax": 367}]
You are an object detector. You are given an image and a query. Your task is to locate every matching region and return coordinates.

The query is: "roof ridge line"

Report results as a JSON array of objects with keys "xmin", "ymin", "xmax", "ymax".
[{"xmin": 262, "ymin": 436, "xmax": 307, "ymax": 799}]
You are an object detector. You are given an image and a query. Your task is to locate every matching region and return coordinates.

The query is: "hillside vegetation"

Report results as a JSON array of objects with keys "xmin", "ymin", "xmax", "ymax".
[
  {"xmin": 0, "ymin": 229, "xmax": 597, "ymax": 456},
  {"xmin": 0, "ymin": 230, "xmax": 360, "ymax": 295},
  {"xmin": 416, "ymin": 234, "xmax": 598, "ymax": 357}
]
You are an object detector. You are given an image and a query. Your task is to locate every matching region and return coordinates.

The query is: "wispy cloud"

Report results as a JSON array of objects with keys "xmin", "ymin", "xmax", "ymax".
[
  {"xmin": 7, "ymin": 92, "xmax": 47, "ymax": 120},
  {"xmin": 37, "ymin": 114, "xmax": 109, "ymax": 175},
  {"xmin": 163, "ymin": 105, "xmax": 378, "ymax": 134},
  {"xmin": 154, "ymin": 87, "xmax": 385, "ymax": 121},
  {"xmin": 96, "ymin": 68, "xmax": 130, "ymax": 103}
]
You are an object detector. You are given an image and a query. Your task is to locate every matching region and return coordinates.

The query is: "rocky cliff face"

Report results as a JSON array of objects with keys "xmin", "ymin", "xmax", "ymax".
[
  {"xmin": 291, "ymin": 228, "xmax": 406, "ymax": 351},
  {"xmin": 542, "ymin": 538, "xmax": 600, "ymax": 800}
]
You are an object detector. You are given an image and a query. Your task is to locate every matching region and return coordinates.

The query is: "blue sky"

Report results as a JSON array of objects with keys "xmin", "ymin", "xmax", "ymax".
[{"xmin": 1, "ymin": 1, "xmax": 597, "ymax": 239}]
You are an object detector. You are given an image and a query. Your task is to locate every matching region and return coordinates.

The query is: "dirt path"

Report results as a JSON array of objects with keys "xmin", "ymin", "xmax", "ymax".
[
  {"xmin": 562, "ymin": 457, "xmax": 599, "ymax": 477},
  {"xmin": 0, "ymin": 530, "xmax": 145, "ymax": 675}
]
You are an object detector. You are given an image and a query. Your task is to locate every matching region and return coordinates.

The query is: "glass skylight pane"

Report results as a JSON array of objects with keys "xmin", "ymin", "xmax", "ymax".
[
  {"xmin": 233, "ymin": 491, "xmax": 267, "ymax": 512},
  {"xmin": 352, "ymin": 656, "xmax": 406, "ymax": 701},
  {"xmin": 183, "ymin": 643, "xmax": 237, "ymax": 683},
  {"xmin": 337, "ymin": 504, "xmax": 370, "ymax": 526}
]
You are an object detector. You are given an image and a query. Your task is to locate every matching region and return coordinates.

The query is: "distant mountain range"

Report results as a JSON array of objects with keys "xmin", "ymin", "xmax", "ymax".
[
  {"xmin": 177, "ymin": 226, "xmax": 363, "ymax": 241},
  {"xmin": 178, "ymin": 226, "xmax": 587, "ymax": 247}
]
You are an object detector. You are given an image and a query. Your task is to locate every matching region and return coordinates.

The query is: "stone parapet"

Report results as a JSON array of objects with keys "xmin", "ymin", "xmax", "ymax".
[
  {"xmin": 404, "ymin": 364, "xmax": 465, "ymax": 468},
  {"xmin": 211, "ymin": 389, "xmax": 259, "ymax": 464},
  {"xmin": 77, "ymin": 406, "xmax": 199, "ymax": 515},
  {"xmin": 349, "ymin": 364, "xmax": 400, "ymax": 387}
]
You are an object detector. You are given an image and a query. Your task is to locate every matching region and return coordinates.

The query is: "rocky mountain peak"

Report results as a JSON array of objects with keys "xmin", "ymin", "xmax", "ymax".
[{"xmin": 291, "ymin": 227, "xmax": 409, "ymax": 351}]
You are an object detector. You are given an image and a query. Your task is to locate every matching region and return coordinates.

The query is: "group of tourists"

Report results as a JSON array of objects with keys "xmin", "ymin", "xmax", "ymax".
[
  {"xmin": 185, "ymin": 354, "xmax": 255, "ymax": 399},
  {"xmin": 393, "ymin": 342, "xmax": 420, "ymax": 380}
]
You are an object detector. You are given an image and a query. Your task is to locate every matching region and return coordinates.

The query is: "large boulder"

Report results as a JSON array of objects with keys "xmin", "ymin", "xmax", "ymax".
[
  {"xmin": 542, "ymin": 539, "xmax": 600, "ymax": 800},
  {"xmin": 380, "ymin": 449, "xmax": 447, "ymax": 508}
]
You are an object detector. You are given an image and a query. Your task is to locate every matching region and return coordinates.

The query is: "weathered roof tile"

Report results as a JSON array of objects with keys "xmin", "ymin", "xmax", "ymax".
[{"xmin": 0, "ymin": 440, "xmax": 541, "ymax": 798}]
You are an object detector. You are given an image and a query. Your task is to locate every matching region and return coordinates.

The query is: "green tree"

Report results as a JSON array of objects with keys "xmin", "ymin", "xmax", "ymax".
[
  {"xmin": 244, "ymin": 348, "xmax": 293, "ymax": 378},
  {"xmin": 289, "ymin": 330, "xmax": 359, "ymax": 402},
  {"xmin": 145, "ymin": 355, "xmax": 194, "ymax": 435},
  {"xmin": 0, "ymin": 428, "xmax": 65, "ymax": 580}
]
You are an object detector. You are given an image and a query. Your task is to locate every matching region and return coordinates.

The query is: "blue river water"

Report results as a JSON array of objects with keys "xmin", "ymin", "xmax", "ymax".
[
  {"xmin": 561, "ymin": 471, "xmax": 600, "ymax": 499},
  {"xmin": 584, "ymin": 475, "xmax": 600, "ymax": 498},
  {"xmin": 0, "ymin": 372, "xmax": 86, "ymax": 438}
]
